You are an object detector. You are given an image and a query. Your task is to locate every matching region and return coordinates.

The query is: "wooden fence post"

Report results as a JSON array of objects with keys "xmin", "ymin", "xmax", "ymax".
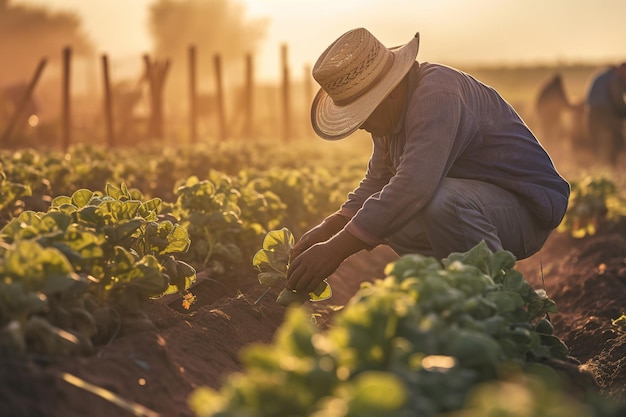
[
  {"xmin": 213, "ymin": 54, "xmax": 227, "ymax": 141},
  {"xmin": 244, "ymin": 53, "xmax": 254, "ymax": 139},
  {"xmin": 304, "ymin": 64, "xmax": 314, "ymax": 138},
  {"xmin": 188, "ymin": 45, "xmax": 198, "ymax": 144},
  {"xmin": 101, "ymin": 54, "xmax": 115, "ymax": 147},
  {"xmin": 62, "ymin": 46, "xmax": 72, "ymax": 151},
  {"xmin": 281, "ymin": 43, "xmax": 291, "ymax": 142},
  {"xmin": 0, "ymin": 57, "xmax": 47, "ymax": 145},
  {"xmin": 143, "ymin": 54, "xmax": 170, "ymax": 141}
]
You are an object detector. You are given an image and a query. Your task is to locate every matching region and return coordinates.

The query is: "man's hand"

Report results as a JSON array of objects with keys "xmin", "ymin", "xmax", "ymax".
[
  {"xmin": 286, "ymin": 229, "xmax": 371, "ymax": 294},
  {"xmin": 286, "ymin": 242, "xmax": 344, "ymax": 294},
  {"xmin": 290, "ymin": 214, "xmax": 349, "ymax": 260}
]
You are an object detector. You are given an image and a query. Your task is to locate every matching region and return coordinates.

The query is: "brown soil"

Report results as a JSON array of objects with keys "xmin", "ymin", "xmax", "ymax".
[{"xmin": 1, "ymin": 220, "xmax": 625, "ymax": 417}]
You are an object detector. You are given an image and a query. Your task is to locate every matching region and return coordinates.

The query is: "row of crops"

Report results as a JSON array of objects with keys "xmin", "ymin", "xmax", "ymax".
[
  {"xmin": 1, "ymin": 141, "xmax": 625, "ymax": 416},
  {"xmin": 192, "ymin": 241, "xmax": 618, "ymax": 417},
  {"xmin": 0, "ymin": 141, "xmax": 369, "ymax": 356}
]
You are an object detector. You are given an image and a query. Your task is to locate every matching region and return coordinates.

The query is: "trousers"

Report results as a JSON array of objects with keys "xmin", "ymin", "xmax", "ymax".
[{"xmin": 388, "ymin": 177, "xmax": 553, "ymax": 260}]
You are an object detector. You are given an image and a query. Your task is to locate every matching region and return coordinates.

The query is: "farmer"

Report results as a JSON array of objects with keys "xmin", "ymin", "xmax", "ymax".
[
  {"xmin": 584, "ymin": 62, "xmax": 626, "ymax": 166},
  {"xmin": 534, "ymin": 73, "xmax": 573, "ymax": 150},
  {"xmin": 286, "ymin": 28, "xmax": 570, "ymax": 294}
]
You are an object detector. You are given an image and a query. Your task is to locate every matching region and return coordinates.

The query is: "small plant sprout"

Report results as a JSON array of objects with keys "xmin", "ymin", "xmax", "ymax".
[{"xmin": 252, "ymin": 228, "xmax": 331, "ymax": 306}]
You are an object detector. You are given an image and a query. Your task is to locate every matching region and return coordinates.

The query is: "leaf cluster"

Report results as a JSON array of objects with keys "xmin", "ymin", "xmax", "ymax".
[
  {"xmin": 558, "ymin": 175, "xmax": 626, "ymax": 238},
  {"xmin": 189, "ymin": 241, "xmax": 584, "ymax": 417},
  {"xmin": 252, "ymin": 228, "xmax": 331, "ymax": 306},
  {"xmin": 0, "ymin": 183, "xmax": 195, "ymax": 356}
]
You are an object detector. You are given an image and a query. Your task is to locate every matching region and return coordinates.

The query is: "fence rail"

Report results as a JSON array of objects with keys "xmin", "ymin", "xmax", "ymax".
[{"xmin": 0, "ymin": 43, "xmax": 316, "ymax": 150}]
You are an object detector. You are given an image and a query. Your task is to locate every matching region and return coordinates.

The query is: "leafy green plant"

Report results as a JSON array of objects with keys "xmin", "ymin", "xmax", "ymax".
[
  {"xmin": 0, "ymin": 169, "xmax": 32, "ymax": 222},
  {"xmin": 169, "ymin": 175, "xmax": 244, "ymax": 273},
  {"xmin": 0, "ymin": 183, "xmax": 195, "ymax": 355},
  {"xmin": 5, "ymin": 183, "xmax": 196, "ymax": 305},
  {"xmin": 0, "ymin": 239, "xmax": 93, "ymax": 355},
  {"xmin": 252, "ymin": 228, "xmax": 331, "ymax": 306},
  {"xmin": 191, "ymin": 241, "xmax": 572, "ymax": 417},
  {"xmin": 558, "ymin": 176, "xmax": 626, "ymax": 238}
]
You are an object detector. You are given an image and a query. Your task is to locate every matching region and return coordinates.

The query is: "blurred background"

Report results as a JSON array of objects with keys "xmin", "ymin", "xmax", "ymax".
[{"xmin": 1, "ymin": 0, "xmax": 624, "ymax": 157}]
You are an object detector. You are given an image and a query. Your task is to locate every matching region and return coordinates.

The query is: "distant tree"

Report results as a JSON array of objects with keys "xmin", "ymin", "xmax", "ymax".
[
  {"xmin": 148, "ymin": 0, "xmax": 269, "ymax": 98},
  {"xmin": 0, "ymin": 1, "xmax": 93, "ymax": 85}
]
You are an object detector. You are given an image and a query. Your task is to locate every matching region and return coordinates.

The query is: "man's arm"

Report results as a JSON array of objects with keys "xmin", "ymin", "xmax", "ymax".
[{"xmin": 336, "ymin": 136, "xmax": 394, "ymax": 218}]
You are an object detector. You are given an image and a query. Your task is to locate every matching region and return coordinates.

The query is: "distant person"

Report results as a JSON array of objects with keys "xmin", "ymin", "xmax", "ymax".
[
  {"xmin": 535, "ymin": 74, "xmax": 572, "ymax": 147},
  {"xmin": 285, "ymin": 28, "xmax": 570, "ymax": 295},
  {"xmin": 585, "ymin": 63, "xmax": 626, "ymax": 166}
]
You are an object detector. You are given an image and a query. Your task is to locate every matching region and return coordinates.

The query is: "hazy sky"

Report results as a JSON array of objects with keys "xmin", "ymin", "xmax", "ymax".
[{"xmin": 14, "ymin": 0, "xmax": 626, "ymax": 82}]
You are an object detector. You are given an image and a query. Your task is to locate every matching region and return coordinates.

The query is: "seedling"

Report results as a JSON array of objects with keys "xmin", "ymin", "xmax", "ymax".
[{"xmin": 252, "ymin": 228, "xmax": 331, "ymax": 306}]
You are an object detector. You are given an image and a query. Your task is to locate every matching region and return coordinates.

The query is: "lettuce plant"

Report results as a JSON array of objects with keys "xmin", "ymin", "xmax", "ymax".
[
  {"xmin": 252, "ymin": 228, "xmax": 331, "ymax": 306},
  {"xmin": 0, "ymin": 183, "xmax": 195, "ymax": 355}
]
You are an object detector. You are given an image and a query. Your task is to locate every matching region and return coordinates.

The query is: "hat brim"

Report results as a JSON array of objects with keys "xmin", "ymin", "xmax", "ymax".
[{"xmin": 311, "ymin": 33, "xmax": 420, "ymax": 141}]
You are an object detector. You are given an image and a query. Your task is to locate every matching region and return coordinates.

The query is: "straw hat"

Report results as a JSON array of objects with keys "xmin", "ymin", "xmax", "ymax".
[{"xmin": 311, "ymin": 28, "xmax": 420, "ymax": 140}]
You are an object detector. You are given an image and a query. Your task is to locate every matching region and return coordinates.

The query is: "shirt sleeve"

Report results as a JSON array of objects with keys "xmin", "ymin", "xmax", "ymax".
[
  {"xmin": 336, "ymin": 136, "xmax": 394, "ymax": 218},
  {"xmin": 345, "ymin": 89, "xmax": 467, "ymax": 246}
]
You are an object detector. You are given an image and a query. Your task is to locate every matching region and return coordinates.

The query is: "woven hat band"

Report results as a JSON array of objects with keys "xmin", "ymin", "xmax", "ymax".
[
  {"xmin": 312, "ymin": 28, "xmax": 396, "ymax": 106},
  {"xmin": 331, "ymin": 53, "xmax": 394, "ymax": 106}
]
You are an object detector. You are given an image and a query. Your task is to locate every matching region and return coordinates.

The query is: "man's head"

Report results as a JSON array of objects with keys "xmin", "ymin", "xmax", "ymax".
[
  {"xmin": 360, "ymin": 75, "xmax": 410, "ymax": 137},
  {"xmin": 310, "ymin": 28, "xmax": 419, "ymax": 140}
]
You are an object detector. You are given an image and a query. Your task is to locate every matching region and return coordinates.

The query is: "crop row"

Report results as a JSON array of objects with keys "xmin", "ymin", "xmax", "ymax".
[
  {"xmin": 0, "ymin": 142, "xmax": 366, "ymax": 357},
  {"xmin": 190, "ymin": 240, "xmax": 626, "ymax": 417},
  {"xmin": 0, "ymin": 142, "xmax": 624, "ymax": 358}
]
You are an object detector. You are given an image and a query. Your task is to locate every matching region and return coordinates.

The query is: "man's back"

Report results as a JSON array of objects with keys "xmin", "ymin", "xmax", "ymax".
[{"xmin": 586, "ymin": 67, "xmax": 616, "ymax": 108}]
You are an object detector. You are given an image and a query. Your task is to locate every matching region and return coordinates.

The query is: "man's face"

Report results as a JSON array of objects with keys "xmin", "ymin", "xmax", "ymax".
[{"xmin": 360, "ymin": 77, "xmax": 408, "ymax": 137}]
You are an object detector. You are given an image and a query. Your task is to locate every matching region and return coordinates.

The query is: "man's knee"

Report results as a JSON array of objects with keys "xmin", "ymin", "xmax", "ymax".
[{"xmin": 420, "ymin": 179, "xmax": 474, "ymax": 224}]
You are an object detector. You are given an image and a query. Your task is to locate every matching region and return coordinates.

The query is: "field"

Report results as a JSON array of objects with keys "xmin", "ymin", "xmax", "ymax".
[
  {"xmin": 2, "ymin": 221, "xmax": 626, "ymax": 417},
  {"xmin": 1, "ymin": 63, "xmax": 626, "ymax": 417}
]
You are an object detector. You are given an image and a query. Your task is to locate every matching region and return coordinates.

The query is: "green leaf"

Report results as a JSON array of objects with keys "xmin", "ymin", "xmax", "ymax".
[
  {"xmin": 1, "ymin": 211, "xmax": 42, "ymax": 240},
  {"xmin": 71, "ymin": 189, "xmax": 94, "ymax": 208},
  {"xmin": 254, "ymin": 228, "xmax": 333, "ymax": 304},
  {"xmin": 109, "ymin": 254, "xmax": 168, "ymax": 298},
  {"xmin": 160, "ymin": 259, "xmax": 196, "ymax": 295},
  {"xmin": 111, "ymin": 246, "xmax": 136, "ymax": 272},
  {"xmin": 51, "ymin": 195, "xmax": 72, "ymax": 207},
  {"xmin": 162, "ymin": 223, "xmax": 191, "ymax": 254},
  {"xmin": 105, "ymin": 183, "xmax": 125, "ymax": 200},
  {"xmin": 276, "ymin": 288, "xmax": 309, "ymax": 306},
  {"xmin": 109, "ymin": 218, "xmax": 144, "ymax": 243},
  {"xmin": 485, "ymin": 290, "xmax": 526, "ymax": 313},
  {"xmin": 262, "ymin": 227, "xmax": 294, "ymax": 253},
  {"xmin": 140, "ymin": 198, "xmax": 162, "ymax": 216},
  {"xmin": 252, "ymin": 228, "xmax": 293, "ymax": 276},
  {"xmin": 310, "ymin": 279, "xmax": 332, "ymax": 302},
  {"xmin": 39, "ymin": 211, "xmax": 73, "ymax": 233},
  {"xmin": 343, "ymin": 372, "xmax": 407, "ymax": 415},
  {"xmin": 444, "ymin": 240, "xmax": 516, "ymax": 282},
  {"xmin": 258, "ymin": 271, "xmax": 282, "ymax": 287},
  {"xmin": 120, "ymin": 200, "xmax": 142, "ymax": 219},
  {"xmin": 252, "ymin": 249, "xmax": 283, "ymax": 275},
  {"xmin": 3, "ymin": 240, "xmax": 79, "ymax": 294},
  {"xmin": 383, "ymin": 254, "xmax": 441, "ymax": 281}
]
